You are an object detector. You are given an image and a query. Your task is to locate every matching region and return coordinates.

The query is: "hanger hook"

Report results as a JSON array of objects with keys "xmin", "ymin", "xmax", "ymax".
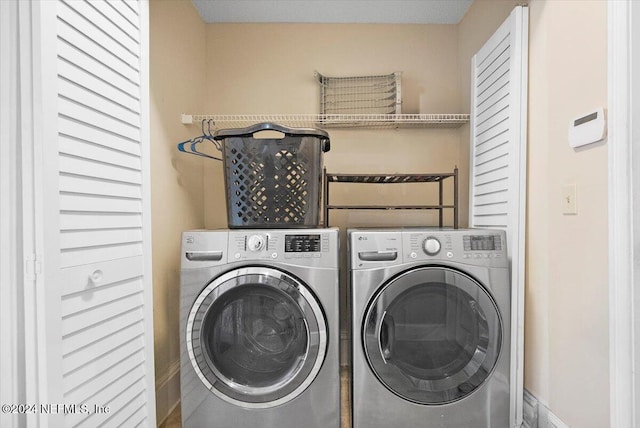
[
  {"xmin": 202, "ymin": 118, "xmax": 208, "ymax": 137},
  {"xmin": 207, "ymin": 119, "xmax": 214, "ymax": 138}
]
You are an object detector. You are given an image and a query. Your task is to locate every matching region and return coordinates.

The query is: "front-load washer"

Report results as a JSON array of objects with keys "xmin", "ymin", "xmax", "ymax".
[
  {"xmin": 349, "ymin": 228, "xmax": 512, "ymax": 428},
  {"xmin": 180, "ymin": 228, "xmax": 340, "ymax": 428}
]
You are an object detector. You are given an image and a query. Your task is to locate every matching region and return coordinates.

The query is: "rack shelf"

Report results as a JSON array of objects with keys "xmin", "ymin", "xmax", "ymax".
[
  {"xmin": 181, "ymin": 113, "xmax": 469, "ymax": 130},
  {"xmin": 323, "ymin": 168, "xmax": 459, "ymax": 228}
]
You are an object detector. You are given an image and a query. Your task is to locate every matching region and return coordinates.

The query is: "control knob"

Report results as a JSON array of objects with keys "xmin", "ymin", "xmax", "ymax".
[
  {"xmin": 247, "ymin": 235, "xmax": 266, "ymax": 252},
  {"xmin": 423, "ymin": 237, "xmax": 441, "ymax": 256}
]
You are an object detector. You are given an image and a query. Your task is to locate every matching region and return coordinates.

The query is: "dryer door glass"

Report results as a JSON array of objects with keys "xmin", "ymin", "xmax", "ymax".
[
  {"xmin": 363, "ymin": 266, "xmax": 502, "ymax": 404},
  {"xmin": 186, "ymin": 266, "xmax": 327, "ymax": 408}
]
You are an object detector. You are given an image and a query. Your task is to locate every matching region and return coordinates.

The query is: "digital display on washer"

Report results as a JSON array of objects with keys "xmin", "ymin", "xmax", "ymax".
[
  {"xmin": 464, "ymin": 235, "xmax": 502, "ymax": 251},
  {"xmin": 285, "ymin": 234, "xmax": 321, "ymax": 252}
]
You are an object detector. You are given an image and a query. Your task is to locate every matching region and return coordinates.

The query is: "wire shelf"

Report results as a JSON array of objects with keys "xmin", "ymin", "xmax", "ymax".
[
  {"xmin": 181, "ymin": 114, "xmax": 469, "ymax": 129},
  {"xmin": 326, "ymin": 173, "xmax": 457, "ymax": 183},
  {"xmin": 316, "ymin": 71, "xmax": 402, "ymax": 115}
]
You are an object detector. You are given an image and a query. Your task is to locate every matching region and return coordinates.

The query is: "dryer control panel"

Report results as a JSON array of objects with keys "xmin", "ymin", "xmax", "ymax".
[
  {"xmin": 402, "ymin": 229, "xmax": 508, "ymax": 268},
  {"xmin": 349, "ymin": 228, "xmax": 508, "ymax": 269}
]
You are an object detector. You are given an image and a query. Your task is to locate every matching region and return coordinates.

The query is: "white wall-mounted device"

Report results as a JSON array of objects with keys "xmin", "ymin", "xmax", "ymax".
[{"xmin": 568, "ymin": 107, "xmax": 607, "ymax": 148}]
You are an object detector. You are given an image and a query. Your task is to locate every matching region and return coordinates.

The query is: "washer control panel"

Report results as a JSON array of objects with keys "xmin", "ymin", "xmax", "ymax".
[
  {"xmin": 229, "ymin": 230, "xmax": 334, "ymax": 267},
  {"xmin": 182, "ymin": 229, "xmax": 338, "ymax": 269}
]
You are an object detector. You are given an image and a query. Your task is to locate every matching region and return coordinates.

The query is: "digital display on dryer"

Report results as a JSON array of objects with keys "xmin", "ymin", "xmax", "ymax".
[
  {"xmin": 285, "ymin": 234, "xmax": 321, "ymax": 252},
  {"xmin": 464, "ymin": 235, "xmax": 502, "ymax": 251}
]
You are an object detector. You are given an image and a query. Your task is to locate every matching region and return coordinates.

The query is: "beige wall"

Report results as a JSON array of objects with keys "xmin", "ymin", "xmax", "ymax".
[
  {"xmin": 149, "ymin": 0, "xmax": 206, "ymax": 421},
  {"xmin": 527, "ymin": 1, "xmax": 609, "ymax": 426}
]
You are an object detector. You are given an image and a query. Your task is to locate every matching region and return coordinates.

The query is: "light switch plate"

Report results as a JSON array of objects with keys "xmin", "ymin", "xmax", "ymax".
[{"xmin": 562, "ymin": 184, "xmax": 577, "ymax": 215}]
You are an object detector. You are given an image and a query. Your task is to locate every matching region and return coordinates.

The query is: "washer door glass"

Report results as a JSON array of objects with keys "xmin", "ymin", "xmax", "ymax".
[
  {"xmin": 187, "ymin": 266, "xmax": 327, "ymax": 408},
  {"xmin": 363, "ymin": 267, "xmax": 502, "ymax": 405}
]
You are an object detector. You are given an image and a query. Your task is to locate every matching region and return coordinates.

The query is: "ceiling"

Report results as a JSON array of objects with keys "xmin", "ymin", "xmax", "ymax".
[{"xmin": 191, "ymin": 0, "xmax": 474, "ymax": 24}]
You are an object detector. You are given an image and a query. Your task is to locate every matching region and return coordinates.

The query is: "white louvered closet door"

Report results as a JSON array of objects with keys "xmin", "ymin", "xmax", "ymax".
[
  {"xmin": 469, "ymin": 6, "xmax": 528, "ymax": 428},
  {"xmin": 34, "ymin": 0, "xmax": 156, "ymax": 426}
]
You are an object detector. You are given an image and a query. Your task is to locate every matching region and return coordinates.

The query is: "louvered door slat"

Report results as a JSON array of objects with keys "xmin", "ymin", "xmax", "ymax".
[
  {"xmin": 478, "ymin": 92, "xmax": 510, "ymax": 121},
  {"xmin": 476, "ymin": 137, "xmax": 509, "ymax": 158},
  {"xmin": 58, "ymin": 97, "xmax": 141, "ymax": 142},
  {"xmin": 64, "ymin": 349, "xmax": 145, "ymax": 403},
  {"xmin": 59, "ymin": 154, "xmax": 142, "ymax": 183},
  {"xmin": 58, "ymin": 58, "xmax": 140, "ymax": 112},
  {"xmin": 64, "ymin": 0, "xmax": 140, "ymax": 55},
  {"xmin": 58, "ymin": 1, "xmax": 140, "ymax": 74},
  {"xmin": 89, "ymin": 379, "xmax": 146, "ymax": 428},
  {"xmin": 476, "ymin": 34, "xmax": 510, "ymax": 76},
  {"xmin": 118, "ymin": 404, "xmax": 147, "ymax": 428},
  {"xmin": 469, "ymin": 6, "xmax": 528, "ymax": 427},
  {"xmin": 62, "ymin": 308, "xmax": 144, "ymax": 355},
  {"xmin": 58, "ymin": 41, "xmax": 140, "ymax": 101},
  {"xmin": 59, "ymin": 135, "xmax": 141, "ymax": 170},
  {"xmin": 60, "ymin": 175, "xmax": 142, "ymax": 199},
  {"xmin": 61, "ymin": 242, "xmax": 143, "ymax": 267},
  {"xmin": 476, "ymin": 39, "xmax": 510, "ymax": 84},
  {"xmin": 60, "ymin": 212, "xmax": 142, "ymax": 231},
  {"xmin": 59, "ymin": 117, "xmax": 141, "ymax": 156},
  {"xmin": 60, "ymin": 193, "xmax": 142, "ymax": 213},
  {"xmin": 90, "ymin": 0, "xmax": 140, "ymax": 43},
  {"xmin": 70, "ymin": 376, "xmax": 146, "ymax": 426},
  {"xmin": 121, "ymin": 0, "xmax": 140, "ymax": 17},
  {"xmin": 94, "ymin": 392, "xmax": 146, "ymax": 428},
  {"xmin": 58, "ymin": 78, "xmax": 141, "ymax": 127},
  {"xmin": 474, "ymin": 151, "xmax": 509, "ymax": 176},
  {"xmin": 61, "ymin": 292, "xmax": 144, "ymax": 337},
  {"xmin": 113, "ymin": 0, "xmax": 140, "ymax": 29},
  {"xmin": 57, "ymin": 18, "xmax": 139, "ymax": 86},
  {"xmin": 62, "ymin": 321, "xmax": 144, "ymax": 373},
  {"xmin": 473, "ymin": 177, "xmax": 508, "ymax": 195},
  {"xmin": 62, "ymin": 334, "xmax": 145, "ymax": 394}
]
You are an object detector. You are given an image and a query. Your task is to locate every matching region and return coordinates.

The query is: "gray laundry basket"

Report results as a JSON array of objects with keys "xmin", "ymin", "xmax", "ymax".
[{"xmin": 213, "ymin": 123, "xmax": 330, "ymax": 229}]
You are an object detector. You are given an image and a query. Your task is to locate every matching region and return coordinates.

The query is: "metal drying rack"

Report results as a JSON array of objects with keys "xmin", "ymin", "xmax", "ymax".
[{"xmin": 323, "ymin": 167, "xmax": 459, "ymax": 228}]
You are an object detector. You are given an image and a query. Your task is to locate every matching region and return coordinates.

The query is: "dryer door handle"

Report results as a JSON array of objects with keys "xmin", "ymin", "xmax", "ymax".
[
  {"xmin": 358, "ymin": 251, "xmax": 398, "ymax": 262},
  {"xmin": 185, "ymin": 250, "xmax": 224, "ymax": 261}
]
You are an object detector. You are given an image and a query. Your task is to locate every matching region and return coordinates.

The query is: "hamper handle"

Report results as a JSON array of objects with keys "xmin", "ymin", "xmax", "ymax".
[{"xmin": 213, "ymin": 122, "xmax": 331, "ymax": 152}]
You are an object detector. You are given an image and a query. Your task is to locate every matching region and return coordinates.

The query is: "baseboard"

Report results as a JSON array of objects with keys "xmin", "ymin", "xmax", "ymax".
[
  {"xmin": 546, "ymin": 411, "xmax": 570, "ymax": 428},
  {"xmin": 522, "ymin": 389, "xmax": 539, "ymax": 428},
  {"xmin": 522, "ymin": 389, "xmax": 570, "ymax": 428},
  {"xmin": 156, "ymin": 360, "xmax": 181, "ymax": 426}
]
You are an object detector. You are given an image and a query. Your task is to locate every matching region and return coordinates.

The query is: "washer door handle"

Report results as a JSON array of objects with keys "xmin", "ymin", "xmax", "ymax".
[
  {"xmin": 378, "ymin": 312, "xmax": 395, "ymax": 362},
  {"xmin": 358, "ymin": 251, "xmax": 397, "ymax": 262},
  {"xmin": 185, "ymin": 250, "xmax": 223, "ymax": 261}
]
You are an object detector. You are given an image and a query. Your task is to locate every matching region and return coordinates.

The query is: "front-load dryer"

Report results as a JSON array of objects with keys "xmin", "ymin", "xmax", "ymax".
[
  {"xmin": 349, "ymin": 228, "xmax": 512, "ymax": 428},
  {"xmin": 180, "ymin": 229, "xmax": 340, "ymax": 428}
]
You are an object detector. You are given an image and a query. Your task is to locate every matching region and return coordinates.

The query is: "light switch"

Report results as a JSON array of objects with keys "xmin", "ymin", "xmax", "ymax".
[{"xmin": 562, "ymin": 184, "xmax": 577, "ymax": 215}]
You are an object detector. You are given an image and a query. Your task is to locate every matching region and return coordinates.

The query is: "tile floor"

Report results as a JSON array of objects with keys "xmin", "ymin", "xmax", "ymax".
[{"xmin": 159, "ymin": 367, "xmax": 351, "ymax": 428}]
